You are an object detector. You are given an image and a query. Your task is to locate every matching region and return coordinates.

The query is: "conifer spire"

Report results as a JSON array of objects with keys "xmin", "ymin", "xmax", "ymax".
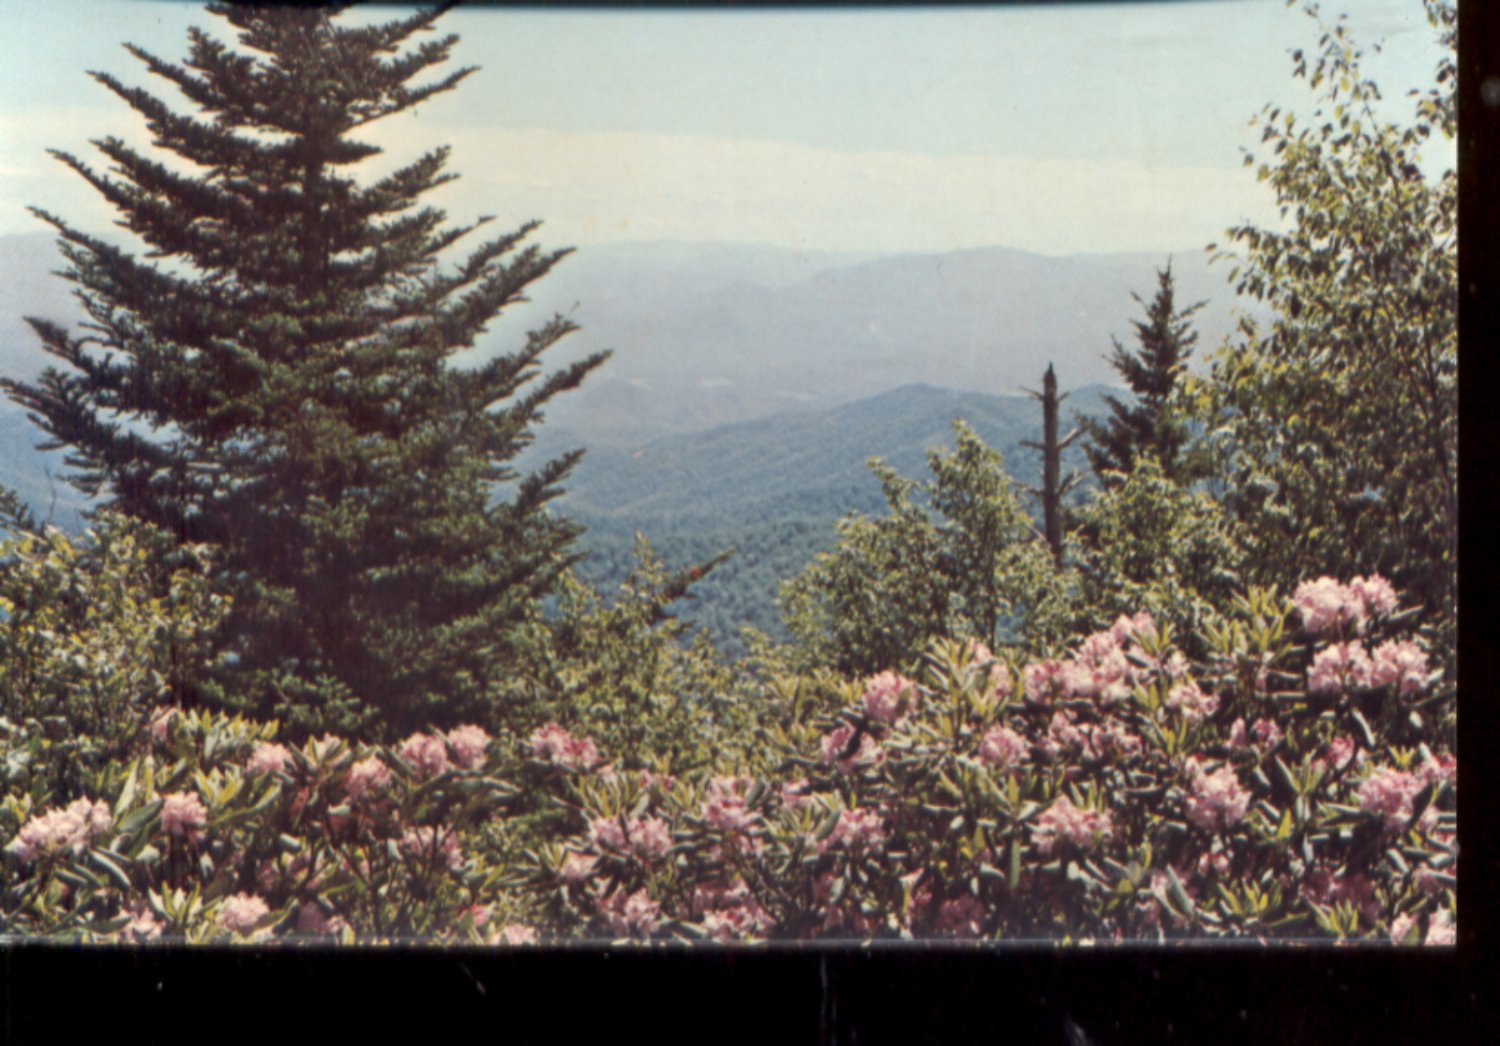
[{"xmin": 2, "ymin": 6, "xmax": 608, "ymax": 738}]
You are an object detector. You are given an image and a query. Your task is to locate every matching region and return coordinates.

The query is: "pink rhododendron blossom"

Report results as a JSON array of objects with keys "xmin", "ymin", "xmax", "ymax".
[
  {"xmin": 1252, "ymin": 719, "xmax": 1283, "ymax": 748},
  {"xmin": 695, "ymin": 882, "xmax": 771, "ymax": 941},
  {"xmin": 147, "ymin": 705, "xmax": 178, "ymax": 746},
  {"xmin": 459, "ymin": 903, "xmax": 492, "ymax": 929},
  {"xmin": 1388, "ymin": 911, "xmax": 1419, "ymax": 944},
  {"xmin": 122, "ymin": 904, "xmax": 163, "ymax": 942},
  {"xmin": 1301, "ymin": 869, "xmax": 1380, "ymax": 924},
  {"xmin": 968, "ymin": 641, "xmax": 1013, "ymax": 694},
  {"xmin": 817, "ymin": 807, "xmax": 888, "ymax": 854},
  {"xmin": 1196, "ymin": 850, "xmax": 1230, "ymax": 880},
  {"xmin": 1037, "ymin": 711, "xmax": 1084, "ymax": 761},
  {"xmin": 1319, "ymin": 736, "xmax": 1360, "ymax": 773},
  {"xmin": 1031, "ymin": 794, "xmax": 1112, "ymax": 855},
  {"xmin": 1413, "ymin": 867, "xmax": 1447, "ymax": 896},
  {"xmin": 528, "ymin": 722, "xmax": 601, "ymax": 771},
  {"xmin": 588, "ymin": 816, "xmax": 628, "ymax": 852},
  {"xmin": 1109, "ymin": 611, "xmax": 1154, "ymax": 645},
  {"xmin": 629, "ymin": 816, "xmax": 673, "ymax": 862},
  {"xmin": 1227, "ymin": 718, "xmax": 1248, "ymax": 749},
  {"xmin": 5, "ymin": 797, "xmax": 112, "ymax": 862},
  {"xmin": 1425, "ymin": 908, "xmax": 1455, "ymax": 947},
  {"xmin": 1184, "ymin": 761, "xmax": 1251, "ymax": 833},
  {"xmin": 1293, "ymin": 577, "xmax": 1361, "ymax": 634},
  {"xmin": 397, "ymin": 732, "xmax": 451, "ymax": 778},
  {"xmin": 1023, "ymin": 660, "xmax": 1068, "ymax": 705},
  {"xmin": 159, "ymin": 791, "xmax": 208, "ymax": 841},
  {"xmin": 595, "ymin": 886, "xmax": 661, "ymax": 938},
  {"xmin": 1308, "ymin": 641, "xmax": 1372, "ymax": 694},
  {"xmin": 1369, "ymin": 640, "xmax": 1429, "ymax": 697},
  {"xmin": 702, "ymin": 777, "xmax": 757, "ymax": 833},
  {"xmin": 977, "ymin": 726, "xmax": 1028, "ymax": 770},
  {"xmin": 400, "ymin": 826, "xmax": 462, "ymax": 869},
  {"xmin": 245, "ymin": 742, "xmax": 291, "ymax": 776},
  {"xmin": 819, "ymin": 724, "xmax": 883, "ymax": 773},
  {"xmin": 1064, "ymin": 628, "xmax": 1138, "ymax": 704},
  {"xmin": 559, "ymin": 851, "xmax": 599, "ymax": 884},
  {"xmin": 861, "ymin": 671, "xmax": 917, "ymax": 724},
  {"xmin": 1349, "ymin": 574, "xmax": 1399, "ymax": 620},
  {"xmin": 342, "ymin": 756, "xmax": 393, "ymax": 803},
  {"xmin": 1357, "ymin": 768, "xmax": 1429, "ymax": 832},
  {"xmin": 932, "ymin": 895, "xmax": 985, "ymax": 938},
  {"xmin": 444, "ymin": 724, "xmax": 491, "ymax": 770},
  {"xmin": 219, "ymin": 893, "xmax": 271, "ymax": 934},
  {"xmin": 1078, "ymin": 721, "xmax": 1141, "ymax": 763},
  {"xmin": 1164, "ymin": 680, "xmax": 1219, "ymax": 723},
  {"xmin": 637, "ymin": 769, "xmax": 675, "ymax": 792},
  {"xmin": 498, "ymin": 924, "xmax": 538, "ymax": 945}
]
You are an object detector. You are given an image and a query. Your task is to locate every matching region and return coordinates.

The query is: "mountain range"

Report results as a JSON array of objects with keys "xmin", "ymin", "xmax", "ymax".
[{"xmin": 0, "ymin": 234, "xmax": 1211, "ymax": 650}]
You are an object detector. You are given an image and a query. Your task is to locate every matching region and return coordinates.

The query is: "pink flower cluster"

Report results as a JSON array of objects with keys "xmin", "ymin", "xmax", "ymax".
[
  {"xmin": 1022, "ymin": 616, "xmax": 1152, "ymax": 708},
  {"xmin": 1227, "ymin": 717, "xmax": 1283, "ymax": 751},
  {"xmin": 701, "ymin": 776, "xmax": 758, "ymax": 833},
  {"xmin": 391, "ymin": 724, "xmax": 490, "ymax": 778},
  {"xmin": 594, "ymin": 885, "xmax": 661, "ymax": 938},
  {"xmin": 497, "ymin": 923, "xmax": 538, "ymax": 945},
  {"xmin": 444, "ymin": 725, "xmax": 491, "ymax": 770},
  {"xmin": 1023, "ymin": 660, "xmax": 1068, "ymax": 705},
  {"xmin": 147, "ymin": 705, "xmax": 178, "ymax": 746},
  {"xmin": 1163, "ymin": 680, "xmax": 1220, "ymax": 723},
  {"xmin": 1300, "ymin": 868, "xmax": 1380, "ymax": 924},
  {"xmin": 817, "ymin": 807, "xmax": 888, "ymax": 854},
  {"xmin": 218, "ymin": 892, "xmax": 271, "ymax": 934},
  {"xmin": 159, "ymin": 791, "xmax": 208, "ymax": 841},
  {"xmin": 1183, "ymin": 760, "xmax": 1251, "ymax": 833},
  {"xmin": 588, "ymin": 815, "xmax": 672, "ymax": 862},
  {"xmin": 931, "ymin": 894, "xmax": 986, "ymax": 938},
  {"xmin": 967, "ymin": 642, "xmax": 1012, "ymax": 697},
  {"xmin": 1308, "ymin": 639, "xmax": 1429, "ymax": 696},
  {"xmin": 861, "ymin": 671, "xmax": 917, "ymax": 724},
  {"xmin": 400, "ymin": 826, "xmax": 463, "ymax": 869},
  {"xmin": 528, "ymin": 722, "xmax": 602, "ymax": 772},
  {"xmin": 1425, "ymin": 908, "xmax": 1455, "ymax": 947},
  {"xmin": 1357, "ymin": 767, "xmax": 1436, "ymax": 833},
  {"xmin": 245, "ymin": 742, "xmax": 291, "ymax": 776},
  {"xmin": 694, "ymin": 880, "xmax": 771, "ymax": 941},
  {"xmin": 819, "ymin": 724, "xmax": 883, "ymax": 774},
  {"xmin": 1294, "ymin": 575, "xmax": 1398, "ymax": 634},
  {"xmin": 1031, "ymin": 794, "xmax": 1112, "ymax": 855},
  {"xmin": 1037, "ymin": 712, "xmax": 1140, "ymax": 764},
  {"xmin": 558, "ymin": 851, "xmax": 599, "ymax": 884},
  {"xmin": 976, "ymin": 725, "xmax": 1028, "ymax": 770},
  {"xmin": 342, "ymin": 756, "xmax": 393, "ymax": 803},
  {"xmin": 6, "ymin": 797, "xmax": 112, "ymax": 863}
]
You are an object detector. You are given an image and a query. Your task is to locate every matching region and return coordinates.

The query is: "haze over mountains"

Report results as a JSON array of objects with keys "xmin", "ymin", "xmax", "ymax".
[{"xmin": 1, "ymin": 232, "xmax": 1229, "ymax": 650}]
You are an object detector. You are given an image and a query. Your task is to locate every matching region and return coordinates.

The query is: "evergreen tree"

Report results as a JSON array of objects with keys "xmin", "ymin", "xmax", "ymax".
[
  {"xmin": 1079, "ymin": 263, "xmax": 1203, "ymax": 486},
  {"xmin": 1, "ymin": 6, "xmax": 607, "ymax": 739}
]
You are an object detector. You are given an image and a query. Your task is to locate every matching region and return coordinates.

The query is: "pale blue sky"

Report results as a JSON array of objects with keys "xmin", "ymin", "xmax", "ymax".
[{"xmin": 0, "ymin": 0, "xmax": 1453, "ymax": 254}]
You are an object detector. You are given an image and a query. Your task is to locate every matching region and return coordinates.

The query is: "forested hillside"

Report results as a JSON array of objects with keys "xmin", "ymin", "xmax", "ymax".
[{"xmin": 552, "ymin": 383, "xmax": 1114, "ymax": 656}]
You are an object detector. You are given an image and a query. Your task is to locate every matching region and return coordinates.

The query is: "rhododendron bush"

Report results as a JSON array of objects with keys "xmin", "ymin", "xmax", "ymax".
[
  {"xmin": 0, "ymin": 513, "xmax": 1457, "ymax": 945},
  {"xmin": 512, "ymin": 579, "xmax": 1455, "ymax": 945}
]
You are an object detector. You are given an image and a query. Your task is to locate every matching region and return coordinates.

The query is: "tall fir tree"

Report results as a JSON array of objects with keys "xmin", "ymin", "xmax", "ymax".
[
  {"xmin": 1, "ymin": 5, "xmax": 607, "ymax": 739},
  {"xmin": 1079, "ymin": 263, "xmax": 1203, "ymax": 487}
]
